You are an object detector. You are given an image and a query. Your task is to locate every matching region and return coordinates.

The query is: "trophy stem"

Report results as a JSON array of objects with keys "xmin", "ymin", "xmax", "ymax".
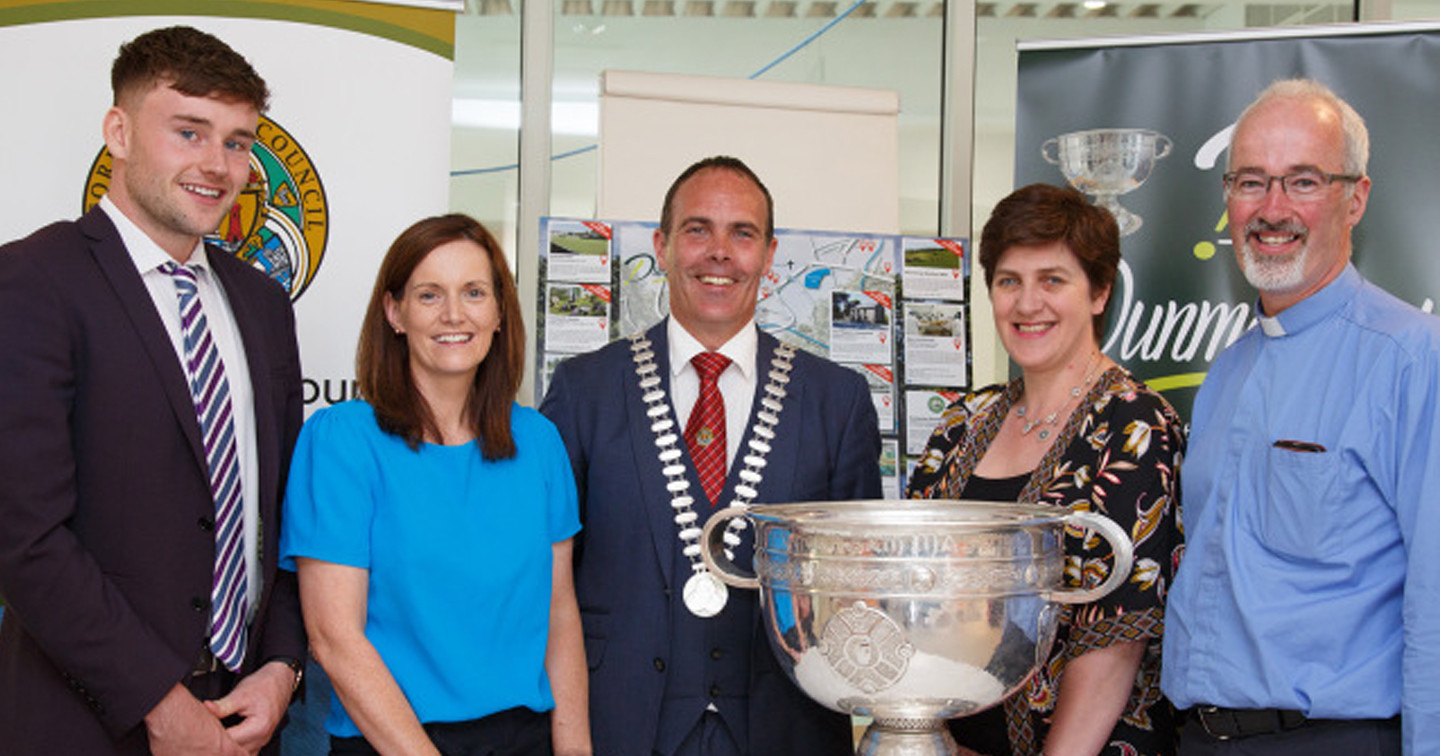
[
  {"xmin": 1091, "ymin": 192, "xmax": 1141, "ymax": 236},
  {"xmin": 855, "ymin": 717, "xmax": 959, "ymax": 756}
]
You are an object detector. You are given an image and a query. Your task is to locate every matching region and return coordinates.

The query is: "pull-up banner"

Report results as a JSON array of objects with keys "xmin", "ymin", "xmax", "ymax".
[
  {"xmin": 1015, "ymin": 22, "xmax": 1440, "ymax": 418},
  {"xmin": 0, "ymin": 0, "xmax": 457, "ymax": 413}
]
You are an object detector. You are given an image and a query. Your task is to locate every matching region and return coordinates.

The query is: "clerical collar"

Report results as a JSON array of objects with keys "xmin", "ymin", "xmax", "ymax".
[
  {"xmin": 1255, "ymin": 264, "xmax": 1362, "ymax": 340},
  {"xmin": 668, "ymin": 317, "xmax": 758, "ymax": 379}
]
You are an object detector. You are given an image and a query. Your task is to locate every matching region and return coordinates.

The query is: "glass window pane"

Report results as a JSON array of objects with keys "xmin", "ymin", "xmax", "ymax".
[{"xmin": 549, "ymin": 1, "xmax": 943, "ymax": 234}]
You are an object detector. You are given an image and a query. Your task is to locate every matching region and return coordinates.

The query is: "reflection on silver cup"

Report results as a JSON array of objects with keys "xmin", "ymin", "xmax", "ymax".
[
  {"xmin": 701, "ymin": 499, "xmax": 1134, "ymax": 756},
  {"xmin": 1042, "ymin": 128, "xmax": 1172, "ymax": 236}
]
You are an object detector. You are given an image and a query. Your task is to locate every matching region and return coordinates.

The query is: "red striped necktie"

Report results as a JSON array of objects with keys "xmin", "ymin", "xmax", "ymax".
[{"xmin": 684, "ymin": 352, "xmax": 732, "ymax": 506}]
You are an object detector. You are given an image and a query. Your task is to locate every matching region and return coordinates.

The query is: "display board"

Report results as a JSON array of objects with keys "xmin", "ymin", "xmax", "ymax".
[
  {"xmin": 598, "ymin": 70, "xmax": 902, "ymax": 235},
  {"xmin": 536, "ymin": 217, "xmax": 971, "ymax": 497}
]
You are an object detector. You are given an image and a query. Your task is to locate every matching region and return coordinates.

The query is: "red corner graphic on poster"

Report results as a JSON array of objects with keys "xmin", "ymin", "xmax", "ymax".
[
  {"xmin": 938, "ymin": 390, "xmax": 963, "ymax": 404},
  {"xmin": 936, "ymin": 239, "xmax": 965, "ymax": 258},
  {"xmin": 863, "ymin": 364, "xmax": 894, "ymax": 384},
  {"xmin": 582, "ymin": 221, "xmax": 613, "ymax": 239},
  {"xmin": 581, "ymin": 284, "xmax": 611, "ymax": 301},
  {"xmin": 862, "ymin": 291, "xmax": 892, "ymax": 310}
]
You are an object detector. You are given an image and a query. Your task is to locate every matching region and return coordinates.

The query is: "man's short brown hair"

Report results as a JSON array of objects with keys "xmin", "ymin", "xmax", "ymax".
[{"xmin": 111, "ymin": 26, "xmax": 269, "ymax": 112}]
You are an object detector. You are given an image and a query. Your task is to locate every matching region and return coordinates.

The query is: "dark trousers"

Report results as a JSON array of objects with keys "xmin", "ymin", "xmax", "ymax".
[
  {"xmin": 1178, "ymin": 713, "xmax": 1400, "ymax": 756},
  {"xmin": 657, "ymin": 711, "xmax": 742, "ymax": 756},
  {"xmin": 330, "ymin": 707, "xmax": 552, "ymax": 756}
]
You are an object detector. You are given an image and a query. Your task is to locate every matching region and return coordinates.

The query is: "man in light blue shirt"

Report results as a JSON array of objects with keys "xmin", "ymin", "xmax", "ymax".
[{"xmin": 1162, "ymin": 79, "xmax": 1440, "ymax": 756}]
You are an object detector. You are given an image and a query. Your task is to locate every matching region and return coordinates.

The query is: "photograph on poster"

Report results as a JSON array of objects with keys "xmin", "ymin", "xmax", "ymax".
[
  {"xmin": 545, "ymin": 218, "xmax": 613, "ymax": 284},
  {"xmin": 828, "ymin": 290, "xmax": 893, "ymax": 364},
  {"xmin": 902, "ymin": 301, "xmax": 968, "ymax": 387},
  {"xmin": 545, "ymin": 283, "xmax": 611, "ymax": 354},
  {"xmin": 901, "ymin": 237, "xmax": 968, "ymax": 302},
  {"xmin": 904, "ymin": 388, "xmax": 962, "ymax": 457}
]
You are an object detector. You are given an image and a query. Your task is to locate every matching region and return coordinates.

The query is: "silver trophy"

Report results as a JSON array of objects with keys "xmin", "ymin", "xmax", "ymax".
[
  {"xmin": 701, "ymin": 499, "xmax": 1133, "ymax": 756},
  {"xmin": 1042, "ymin": 128, "xmax": 1172, "ymax": 236}
]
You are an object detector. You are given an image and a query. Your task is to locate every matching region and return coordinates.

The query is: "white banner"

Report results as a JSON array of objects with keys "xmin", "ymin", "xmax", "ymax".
[{"xmin": 0, "ymin": 6, "xmax": 455, "ymax": 413}]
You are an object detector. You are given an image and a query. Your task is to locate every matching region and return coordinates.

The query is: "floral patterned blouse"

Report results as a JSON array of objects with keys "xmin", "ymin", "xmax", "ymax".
[{"xmin": 907, "ymin": 367, "xmax": 1185, "ymax": 756}]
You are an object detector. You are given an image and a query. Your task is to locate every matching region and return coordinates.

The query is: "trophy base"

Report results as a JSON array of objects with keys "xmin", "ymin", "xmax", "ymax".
[{"xmin": 855, "ymin": 717, "xmax": 959, "ymax": 756}]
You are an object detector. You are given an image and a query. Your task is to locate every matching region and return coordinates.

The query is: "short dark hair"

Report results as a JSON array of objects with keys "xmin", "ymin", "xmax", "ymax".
[
  {"xmin": 357, "ymin": 214, "xmax": 525, "ymax": 460},
  {"xmin": 979, "ymin": 183, "xmax": 1120, "ymax": 339},
  {"xmin": 659, "ymin": 156, "xmax": 774, "ymax": 240},
  {"xmin": 112, "ymin": 26, "xmax": 269, "ymax": 112}
]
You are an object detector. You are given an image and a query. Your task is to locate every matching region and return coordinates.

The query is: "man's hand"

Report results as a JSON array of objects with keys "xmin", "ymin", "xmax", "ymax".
[
  {"xmin": 203, "ymin": 661, "xmax": 297, "ymax": 755},
  {"xmin": 145, "ymin": 683, "xmax": 246, "ymax": 756}
]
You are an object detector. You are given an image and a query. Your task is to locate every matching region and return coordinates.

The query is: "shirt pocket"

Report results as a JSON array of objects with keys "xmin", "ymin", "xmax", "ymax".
[{"xmin": 1253, "ymin": 445, "xmax": 1341, "ymax": 559}]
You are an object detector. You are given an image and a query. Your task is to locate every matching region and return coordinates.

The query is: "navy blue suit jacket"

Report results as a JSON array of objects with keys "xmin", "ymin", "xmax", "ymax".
[
  {"xmin": 0, "ymin": 208, "xmax": 306, "ymax": 755},
  {"xmin": 541, "ymin": 320, "xmax": 881, "ymax": 755}
]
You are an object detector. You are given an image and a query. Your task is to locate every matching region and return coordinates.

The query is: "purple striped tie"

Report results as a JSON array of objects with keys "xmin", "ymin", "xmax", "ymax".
[{"xmin": 162, "ymin": 262, "xmax": 247, "ymax": 672}]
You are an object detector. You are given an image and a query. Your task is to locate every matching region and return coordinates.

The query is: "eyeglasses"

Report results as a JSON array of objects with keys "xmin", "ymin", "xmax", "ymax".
[{"xmin": 1222, "ymin": 170, "xmax": 1362, "ymax": 201}]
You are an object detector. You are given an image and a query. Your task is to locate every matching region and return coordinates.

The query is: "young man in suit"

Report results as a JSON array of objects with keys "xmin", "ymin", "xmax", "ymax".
[
  {"xmin": 541, "ymin": 156, "xmax": 882, "ymax": 756},
  {"xmin": 0, "ymin": 26, "xmax": 306, "ymax": 756}
]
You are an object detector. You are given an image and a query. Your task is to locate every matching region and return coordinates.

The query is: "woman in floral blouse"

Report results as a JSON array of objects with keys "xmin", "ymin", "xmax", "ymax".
[{"xmin": 908, "ymin": 183, "xmax": 1185, "ymax": 756}]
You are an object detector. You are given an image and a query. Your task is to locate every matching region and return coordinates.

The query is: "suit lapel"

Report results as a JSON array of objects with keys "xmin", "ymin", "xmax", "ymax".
[
  {"xmin": 734, "ymin": 331, "xmax": 805, "ymax": 505},
  {"xmin": 629, "ymin": 321, "xmax": 686, "ymax": 589},
  {"xmin": 80, "ymin": 209, "xmax": 208, "ymax": 476}
]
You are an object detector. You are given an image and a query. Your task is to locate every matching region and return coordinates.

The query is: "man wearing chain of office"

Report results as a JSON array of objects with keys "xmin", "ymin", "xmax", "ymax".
[{"xmin": 541, "ymin": 155, "xmax": 882, "ymax": 756}]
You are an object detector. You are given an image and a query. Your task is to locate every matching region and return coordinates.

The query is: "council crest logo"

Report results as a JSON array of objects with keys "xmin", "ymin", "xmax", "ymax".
[{"xmin": 83, "ymin": 115, "xmax": 328, "ymax": 301}]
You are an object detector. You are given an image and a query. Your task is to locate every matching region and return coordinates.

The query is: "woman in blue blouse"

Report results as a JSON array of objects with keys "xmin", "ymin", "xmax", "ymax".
[{"xmin": 281, "ymin": 215, "xmax": 589, "ymax": 756}]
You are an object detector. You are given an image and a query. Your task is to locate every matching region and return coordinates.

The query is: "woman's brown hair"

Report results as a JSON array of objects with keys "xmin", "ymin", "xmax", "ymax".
[
  {"xmin": 357, "ymin": 214, "xmax": 525, "ymax": 460},
  {"xmin": 979, "ymin": 183, "xmax": 1121, "ymax": 339}
]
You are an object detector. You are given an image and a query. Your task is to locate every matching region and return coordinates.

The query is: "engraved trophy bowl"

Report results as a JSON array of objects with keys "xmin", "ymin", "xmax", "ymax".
[
  {"xmin": 1042, "ymin": 128, "xmax": 1172, "ymax": 236},
  {"xmin": 701, "ymin": 499, "xmax": 1134, "ymax": 756}
]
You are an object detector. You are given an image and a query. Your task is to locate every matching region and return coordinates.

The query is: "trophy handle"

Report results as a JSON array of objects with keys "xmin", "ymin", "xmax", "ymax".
[
  {"xmin": 700, "ymin": 505, "xmax": 759, "ymax": 589},
  {"xmin": 1043, "ymin": 510, "xmax": 1134, "ymax": 605},
  {"xmin": 1154, "ymin": 134, "xmax": 1173, "ymax": 160},
  {"xmin": 1041, "ymin": 137, "xmax": 1060, "ymax": 164}
]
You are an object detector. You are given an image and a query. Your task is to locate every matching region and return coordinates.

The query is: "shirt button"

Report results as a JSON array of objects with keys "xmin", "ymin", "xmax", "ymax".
[{"xmin": 653, "ymin": 658, "xmax": 666, "ymax": 672}]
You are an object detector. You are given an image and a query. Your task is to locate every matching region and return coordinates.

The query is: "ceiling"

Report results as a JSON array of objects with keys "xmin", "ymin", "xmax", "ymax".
[{"xmin": 459, "ymin": 1, "xmax": 1354, "ymax": 23}]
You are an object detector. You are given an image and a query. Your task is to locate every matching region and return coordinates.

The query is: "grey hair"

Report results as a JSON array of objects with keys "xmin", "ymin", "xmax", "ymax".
[{"xmin": 1231, "ymin": 78, "xmax": 1369, "ymax": 176}]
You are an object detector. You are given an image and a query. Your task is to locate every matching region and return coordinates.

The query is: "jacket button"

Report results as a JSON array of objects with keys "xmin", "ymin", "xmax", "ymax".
[
  {"xmin": 709, "ymin": 684, "xmax": 722, "ymax": 697},
  {"xmin": 653, "ymin": 658, "xmax": 666, "ymax": 672},
  {"xmin": 197, "ymin": 516, "xmax": 215, "ymax": 532},
  {"xmin": 191, "ymin": 597, "xmax": 207, "ymax": 612},
  {"xmin": 710, "ymin": 648, "xmax": 723, "ymax": 660}
]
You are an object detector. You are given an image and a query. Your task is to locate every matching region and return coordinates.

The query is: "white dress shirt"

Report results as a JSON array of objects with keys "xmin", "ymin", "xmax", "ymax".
[
  {"xmin": 667, "ymin": 317, "xmax": 759, "ymax": 476},
  {"xmin": 101, "ymin": 196, "xmax": 262, "ymax": 619}
]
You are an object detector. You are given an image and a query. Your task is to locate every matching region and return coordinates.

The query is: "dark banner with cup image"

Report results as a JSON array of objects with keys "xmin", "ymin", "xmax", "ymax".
[{"xmin": 1015, "ymin": 22, "xmax": 1440, "ymax": 419}]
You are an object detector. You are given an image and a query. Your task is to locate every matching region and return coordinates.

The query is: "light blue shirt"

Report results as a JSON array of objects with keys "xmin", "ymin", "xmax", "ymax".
[
  {"xmin": 280, "ymin": 400, "xmax": 581, "ymax": 737},
  {"xmin": 1162, "ymin": 265, "xmax": 1440, "ymax": 755}
]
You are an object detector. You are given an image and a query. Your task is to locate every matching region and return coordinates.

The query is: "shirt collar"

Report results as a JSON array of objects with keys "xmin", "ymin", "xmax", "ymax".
[
  {"xmin": 100, "ymin": 195, "xmax": 211, "ymax": 275},
  {"xmin": 668, "ymin": 317, "xmax": 758, "ymax": 380},
  {"xmin": 1255, "ymin": 263, "xmax": 1361, "ymax": 339}
]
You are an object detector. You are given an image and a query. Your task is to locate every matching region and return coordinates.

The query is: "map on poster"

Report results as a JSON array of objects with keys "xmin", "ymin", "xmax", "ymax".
[
  {"xmin": 537, "ymin": 216, "xmax": 971, "ymax": 494},
  {"xmin": 611, "ymin": 223, "xmax": 898, "ymax": 361}
]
